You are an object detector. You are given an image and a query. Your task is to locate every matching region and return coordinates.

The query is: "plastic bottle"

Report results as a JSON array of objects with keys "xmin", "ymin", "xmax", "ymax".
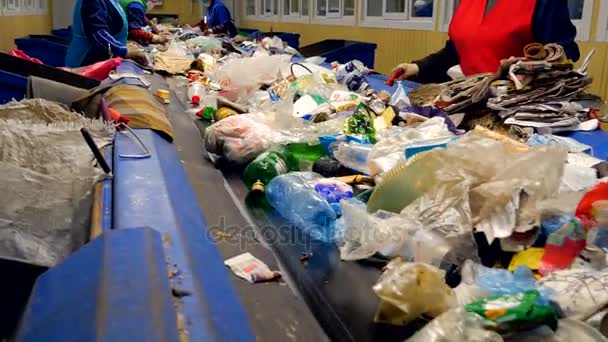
[
  {"xmin": 334, "ymin": 142, "xmax": 373, "ymax": 175},
  {"xmin": 187, "ymin": 82, "xmax": 205, "ymax": 104},
  {"xmin": 266, "ymin": 172, "xmax": 337, "ymax": 242},
  {"xmin": 243, "ymin": 146, "xmax": 299, "ymax": 191},
  {"xmin": 285, "ymin": 143, "xmax": 327, "ymax": 171}
]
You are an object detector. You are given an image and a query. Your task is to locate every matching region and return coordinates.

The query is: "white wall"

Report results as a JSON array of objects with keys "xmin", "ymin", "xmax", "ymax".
[{"xmin": 52, "ymin": 0, "xmax": 76, "ymax": 29}]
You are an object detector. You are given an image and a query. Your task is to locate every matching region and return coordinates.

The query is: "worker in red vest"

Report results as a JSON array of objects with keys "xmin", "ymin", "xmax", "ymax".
[{"xmin": 393, "ymin": 0, "xmax": 580, "ymax": 83}]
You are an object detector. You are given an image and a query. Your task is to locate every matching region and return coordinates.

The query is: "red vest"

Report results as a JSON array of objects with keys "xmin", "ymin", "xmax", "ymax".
[{"xmin": 449, "ymin": 0, "xmax": 536, "ymax": 75}]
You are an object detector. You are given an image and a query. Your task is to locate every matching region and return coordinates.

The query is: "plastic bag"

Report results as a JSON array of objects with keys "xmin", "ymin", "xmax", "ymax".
[
  {"xmin": 214, "ymin": 55, "xmax": 291, "ymax": 103},
  {"xmin": 0, "ymin": 99, "xmax": 112, "ymax": 267},
  {"xmin": 373, "ymin": 261, "xmax": 456, "ymax": 325},
  {"xmin": 389, "ymin": 80, "xmax": 412, "ymax": 107},
  {"xmin": 408, "ymin": 308, "xmax": 503, "ymax": 342},
  {"xmin": 539, "ymin": 268, "xmax": 608, "ymax": 319},
  {"xmin": 77, "ymin": 57, "xmax": 123, "ymax": 81},
  {"xmin": 8, "ymin": 49, "xmax": 42, "ymax": 64},
  {"xmin": 185, "ymin": 36, "xmax": 222, "ymax": 52},
  {"xmin": 454, "ymin": 260, "xmax": 491, "ymax": 306},
  {"xmin": 204, "ymin": 113, "xmax": 279, "ymax": 164}
]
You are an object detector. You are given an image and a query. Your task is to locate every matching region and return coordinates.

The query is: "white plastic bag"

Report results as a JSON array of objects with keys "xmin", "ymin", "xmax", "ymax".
[{"xmin": 214, "ymin": 55, "xmax": 291, "ymax": 103}]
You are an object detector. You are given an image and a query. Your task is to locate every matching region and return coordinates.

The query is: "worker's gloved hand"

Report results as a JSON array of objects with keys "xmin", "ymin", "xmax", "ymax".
[
  {"xmin": 392, "ymin": 63, "xmax": 420, "ymax": 80},
  {"xmin": 152, "ymin": 34, "xmax": 169, "ymax": 45},
  {"xmin": 126, "ymin": 47, "xmax": 149, "ymax": 66}
]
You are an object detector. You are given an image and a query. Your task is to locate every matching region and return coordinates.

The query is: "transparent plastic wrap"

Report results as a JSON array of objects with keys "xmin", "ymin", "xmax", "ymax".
[
  {"xmin": 337, "ymin": 199, "xmax": 418, "ymax": 261},
  {"xmin": 373, "ymin": 261, "xmax": 456, "ymax": 325},
  {"xmin": 368, "ymin": 128, "xmax": 566, "ymax": 243},
  {"xmin": 407, "ymin": 308, "xmax": 503, "ymax": 342},
  {"xmin": 204, "ymin": 113, "xmax": 279, "ymax": 164},
  {"xmin": 0, "ymin": 100, "xmax": 112, "ymax": 267},
  {"xmin": 214, "ymin": 55, "xmax": 291, "ymax": 103},
  {"xmin": 367, "ymin": 117, "xmax": 453, "ymax": 176}
]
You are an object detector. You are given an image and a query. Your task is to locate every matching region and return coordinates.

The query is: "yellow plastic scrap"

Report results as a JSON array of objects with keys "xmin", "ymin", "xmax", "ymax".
[{"xmin": 508, "ymin": 247, "xmax": 544, "ymax": 273}]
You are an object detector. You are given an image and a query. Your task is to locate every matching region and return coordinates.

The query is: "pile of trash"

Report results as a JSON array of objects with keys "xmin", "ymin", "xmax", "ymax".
[
  {"xmin": 407, "ymin": 43, "xmax": 602, "ymax": 135},
  {"xmin": 144, "ymin": 28, "xmax": 608, "ymax": 340}
]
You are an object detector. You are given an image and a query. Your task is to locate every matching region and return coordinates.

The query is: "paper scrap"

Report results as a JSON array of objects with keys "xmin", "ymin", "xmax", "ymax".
[{"xmin": 225, "ymin": 252, "xmax": 281, "ymax": 283}]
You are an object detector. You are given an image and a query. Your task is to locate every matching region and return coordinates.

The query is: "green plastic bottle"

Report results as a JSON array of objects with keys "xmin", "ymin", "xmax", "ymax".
[
  {"xmin": 243, "ymin": 146, "xmax": 299, "ymax": 192},
  {"xmin": 285, "ymin": 143, "xmax": 327, "ymax": 171}
]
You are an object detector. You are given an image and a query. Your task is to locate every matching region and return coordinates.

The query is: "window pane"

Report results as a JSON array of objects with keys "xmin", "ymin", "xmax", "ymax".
[
  {"xmin": 274, "ymin": 0, "xmax": 278, "ymax": 14},
  {"xmin": 265, "ymin": 0, "xmax": 272, "ymax": 15},
  {"xmin": 284, "ymin": 0, "xmax": 290, "ymax": 14},
  {"xmin": 568, "ymin": 0, "xmax": 584, "ymax": 20},
  {"xmin": 344, "ymin": 0, "xmax": 354, "ymax": 15},
  {"xmin": 246, "ymin": 0, "xmax": 256, "ymax": 15},
  {"xmin": 412, "ymin": 0, "xmax": 433, "ymax": 17},
  {"xmin": 328, "ymin": 0, "xmax": 340, "ymax": 14},
  {"xmin": 386, "ymin": 0, "xmax": 405, "ymax": 13},
  {"xmin": 317, "ymin": 0, "xmax": 327, "ymax": 15},
  {"xmin": 302, "ymin": 0, "xmax": 309, "ymax": 15},
  {"xmin": 367, "ymin": 0, "xmax": 382, "ymax": 16}
]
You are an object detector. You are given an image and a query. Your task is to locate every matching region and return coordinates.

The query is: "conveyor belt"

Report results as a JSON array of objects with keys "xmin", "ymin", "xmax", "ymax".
[
  {"xmin": 160, "ymin": 75, "xmax": 412, "ymax": 342},
  {"xmin": 150, "ymin": 75, "xmax": 329, "ymax": 342}
]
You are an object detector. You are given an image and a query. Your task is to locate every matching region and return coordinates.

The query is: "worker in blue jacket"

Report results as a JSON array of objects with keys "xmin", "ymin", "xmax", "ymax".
[
  {"xmin": 198, "ymin": 0, "xmax": 237, "ymax": 37},
  {"xmin": 66, "ymin": 0, "xmax": 147, "ymax": 67}
]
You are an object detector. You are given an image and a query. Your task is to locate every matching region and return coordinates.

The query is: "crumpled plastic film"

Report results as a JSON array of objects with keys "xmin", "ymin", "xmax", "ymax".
[
  {"xmin": 0, "ymin": 100, "xmax": 112, "ymax": 267},
  {"xmin": 373, "ymin": 261, "xmax": 457, "ymax": 326},
  {"xmin": 368, "ymin": 128, "xmax": 566, "ymax": 243},
  {"xmin": 407, "ymin": 308, "xmax": 503, "ymax": 342},
  {"xmin": 337, "ymin": 199, "xmax": 418, "ymax": 261}
]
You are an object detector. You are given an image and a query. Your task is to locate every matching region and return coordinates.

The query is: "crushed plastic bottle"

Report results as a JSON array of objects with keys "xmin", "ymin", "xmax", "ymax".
[{"xmin": 266, "ymin": 172, "xmax": 337, "ymax": 242}]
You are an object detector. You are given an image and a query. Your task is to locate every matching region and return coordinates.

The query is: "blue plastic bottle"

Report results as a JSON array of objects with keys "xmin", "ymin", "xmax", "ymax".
[{"xmin": 266, "ymin": 172, "xmax": 337, "ymax": 242}]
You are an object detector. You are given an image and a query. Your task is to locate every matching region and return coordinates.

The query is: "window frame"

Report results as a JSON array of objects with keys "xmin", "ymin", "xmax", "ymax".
[
  {"xmin": 596, "ymin": 0, "xmax": 608, "ymax": 41},
  {"xmin": 360, "ymin": 0, "xmax": 437, "ymax": 31},
  {"xmin": 439, "ymin": 0, "xmax": 458, "ymax": 32},
  {"xmin": 281, "ymin": 0, "xmax": 311, "ymax": 23},
  {"xmin": 570, "ymin": 0, "xmax": 593, "ymax": 42},
  {"xmin": 311, "ymin": 0, "xmax": 356, "ymax": 26},
  {"xmin": 244, "ymin": 0, "xmax": 280, "ymax": 22}
]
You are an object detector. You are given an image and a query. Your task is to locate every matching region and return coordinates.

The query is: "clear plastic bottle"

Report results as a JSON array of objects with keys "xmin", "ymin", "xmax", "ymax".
[
  {"xmin": 265, "ymin": 172, "xmax": 337, "ymax": 242},
  {"xmin": 187, "ymin": 82, "xmax": 205, "ymax": 104},
  {"xmin": 333, "ymin": 142, "xmax": 373, "ymax": 175}
]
